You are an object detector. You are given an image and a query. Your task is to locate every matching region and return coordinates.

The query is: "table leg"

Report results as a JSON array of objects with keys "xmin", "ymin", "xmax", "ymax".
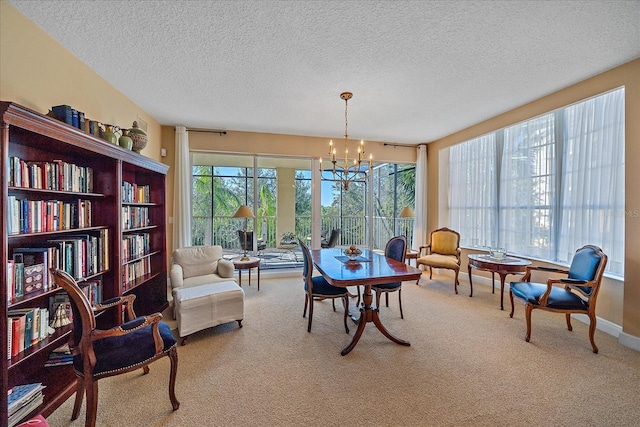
[
  {"xmin": 238, "ymin": 270, "xmax": 242, "ymax": 286},
  {"xmin": 257, "ymin": 265, "xmax": 260, "ymax": 291},
  {"xmin": 341, "ymin": 285, "xmax": 410, "ymax": 356},
  {"xmin": 467, "ymin": 264, "xmax": 474, "ymax": 297},
  {"xmin": 248, "ymin": 269, "xmax": 252, "ymax": 286},
  {"xmin": 499, "ymin": 273, "xmax": 507, "ymax": 310},
  {"xmin": 491, "ymin": 272, "xmax": 495, "ymax": 294}
]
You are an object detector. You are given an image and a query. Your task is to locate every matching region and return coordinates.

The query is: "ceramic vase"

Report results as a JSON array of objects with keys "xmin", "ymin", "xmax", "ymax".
[{"xmin": 119, "ymin": 129, "xmax": 133, "ymax": 150}]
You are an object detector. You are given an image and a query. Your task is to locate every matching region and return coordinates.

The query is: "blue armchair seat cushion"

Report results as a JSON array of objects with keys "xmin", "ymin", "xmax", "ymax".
[
  {"xmin": 74, "ymin": 320, "xmax": 176, "ymax": 376},
  {"xmin": 372, "ymin": 282, "xmax": 402, "ymax": 291},
  {"xmin": 306, "ymin": 276, "xmax": 347, "ymax": 296},
  {"xmin": 510, "ymin": 282, "xmax": 589, "ymax": 311}
]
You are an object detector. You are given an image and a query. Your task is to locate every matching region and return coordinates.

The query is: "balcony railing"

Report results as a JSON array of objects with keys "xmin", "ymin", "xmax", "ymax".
[{"xmin": 193, "ymin": 215, "xmax": 414, "ymax": 251}]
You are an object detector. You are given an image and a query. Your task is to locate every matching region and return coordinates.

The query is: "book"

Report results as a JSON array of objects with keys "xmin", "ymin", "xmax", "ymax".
[
  {"xmin": 51, "ymin": 104, "xmax": 72, "ymax": 125},
  {"xmin": 8, "ymin": 314, "xmax": 26, "ymax": 356},
  {"xmin": 14, "ymin": 262, "xmax": 24, "ymax": 299},
  {"xmin": 7, "ymin": 259, "xmax": 14, "ymax": 303},
  {"xmin": 8, "ymin": 383, "xmax": 45, "ymax": 427}
]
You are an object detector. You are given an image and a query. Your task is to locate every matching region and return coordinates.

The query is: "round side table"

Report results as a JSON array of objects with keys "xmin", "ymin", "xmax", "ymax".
[
  {"xmin": 232, "ymin": 256, "xmax": 261, "ymax": 291},
  {"xmin": 467, "ymin": 253, "xmax": 531, "ymax": 310}
]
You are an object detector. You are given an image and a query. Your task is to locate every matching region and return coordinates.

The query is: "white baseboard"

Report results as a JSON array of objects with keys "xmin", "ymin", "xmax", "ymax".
[
  {"xmin": 618, "ymin": 332, "xmax": 640, "ymax": 352},
  {"xmin": 460, "ymin": 271, "xmax": 639, "ymax": 352}
]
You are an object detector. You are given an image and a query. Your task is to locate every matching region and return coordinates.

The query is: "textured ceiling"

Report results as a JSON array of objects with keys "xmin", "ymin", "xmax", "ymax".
[{"xmin": 8, "ymin": 0, "xmax": 640, "ymax": 144}]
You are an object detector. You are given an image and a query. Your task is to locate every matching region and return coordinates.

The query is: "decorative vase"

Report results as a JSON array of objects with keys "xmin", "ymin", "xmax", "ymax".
[
  {"xmin": 128, "ymin": 121, "xmax": 148, "ymax": 153},
  {"xmin": 104, "ymin": 125, "xmax": 118, "ymax": 144},
  {"xmin": 118, "ymin": 129, "xmax": 133, "ymax": 150}
]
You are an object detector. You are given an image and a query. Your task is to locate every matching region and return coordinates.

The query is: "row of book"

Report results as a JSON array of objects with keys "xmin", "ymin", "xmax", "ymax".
[
  {"xmin": 123, "ymin": 257, "xmax": 151, "ymax": 292},
  {"xmin": 6, "ymin": 197, "xmax": 93, "ymax": 235},
  {"xmin": 122, "ymin": 233, "xmax": 151, "ymax": 263},
  {"xmin": 8, "ymin": 155, "xmax": 94, "ymax": 193},
  {"xmin": 44, "ymin": 343, "xmax": 72, "ymax": 367},
  {"xmin": 122, "ymin": 181, "xmax": 151, "ymax": 204},
  {"xmin": 7, "ymin": 382, "xmax": 46, "ymax": 427},
  {"xmin": 6, "ymin": 230, "xmax": 109, "ymax": 303},
  {"xmin": 7, "ymin": 307, "xmax": 51, "ymax": 359},
  {"xmin": 122, "ymin": 206, "xmax": 150, "ymax": 230}
]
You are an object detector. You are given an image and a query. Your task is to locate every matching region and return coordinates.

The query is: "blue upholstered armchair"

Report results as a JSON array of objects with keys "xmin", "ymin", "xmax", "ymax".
[
  {"xmin": 51, "ymin": 269, "xmax": 179, "ymax": 427},
  {"xmin": 509, "ymin": 245, "xmax": 607, "ymax": 353}
]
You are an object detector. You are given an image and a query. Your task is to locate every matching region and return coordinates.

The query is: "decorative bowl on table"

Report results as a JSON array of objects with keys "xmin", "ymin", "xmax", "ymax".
[
  {"xmin": 344, "ymin": 245, "xmax": 362, "ymax": 261},
  {"xmin": 489, "ymin": 247, "xmax": 507, "ymax": 259}
]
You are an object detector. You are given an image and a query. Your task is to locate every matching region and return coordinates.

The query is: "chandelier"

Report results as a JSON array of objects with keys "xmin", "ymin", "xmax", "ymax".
[{"xmin": 319, "ymin": 92, "xmax": 372, "ymax": 190}]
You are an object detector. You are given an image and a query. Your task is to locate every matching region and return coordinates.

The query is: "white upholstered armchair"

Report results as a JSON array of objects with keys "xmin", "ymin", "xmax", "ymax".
[{"xmin": 170, "ymin": 245, "xmax": 236, "ymax": 291}]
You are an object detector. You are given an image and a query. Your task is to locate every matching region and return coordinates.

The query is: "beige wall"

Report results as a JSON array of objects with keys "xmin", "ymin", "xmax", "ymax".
[
  {"xmin": 0, "ymin": 2, "xmax": 164, "ymax": 163},
  {"xmin": 427, "ymin": 58, "xmax": 640, "ymax": 340}
]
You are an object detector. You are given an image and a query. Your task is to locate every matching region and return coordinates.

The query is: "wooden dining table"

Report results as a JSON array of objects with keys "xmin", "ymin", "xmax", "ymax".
[{"xmin": 311, "ymin": 248, "xmax": 423, "ymax": 356}]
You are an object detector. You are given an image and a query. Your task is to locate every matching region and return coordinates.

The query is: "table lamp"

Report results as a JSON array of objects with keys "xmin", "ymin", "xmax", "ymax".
[
  {"xmin": 399, "ymin": 206, "xmax": 415, "ymax": 243},
  {"xmin": 233, "ymin": 205, "xmax": 255, "ymax": 261}
]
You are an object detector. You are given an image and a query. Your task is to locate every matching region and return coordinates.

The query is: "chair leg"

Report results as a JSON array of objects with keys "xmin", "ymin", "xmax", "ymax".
[
  {"xmin": 168, "ymin": 346, "xmax": 180, "ymax": 410},
  {"xmin": 307, "ymin": 299, "xmax": 314, "ymax": 332},
  {"xmin": 71, "ymin": 376, "xmax": 84, "ymax": 420},
  {"xmin": 398, "ymin": 288, "xmax": 404, "ymax": 319},
  {"xmin": 588, "ymin": 313, "xmax": 599, "ymax": 353},
  {"xmin": 375, "ymin": 289, "xmax": 382, "ymax": 311},
  {"xmin": 509, "ymin": 290, "xmax": 515, "ymax": 318},
  {"xmin": 143, "ymin": 365, "xmax": 150, "ymax": 375},
  {"xmin": 332, "ymin": 299, "xmax": 336, "ymax": 311},
  {"xmin": 429, "ymin": 266, "xmax": 433, "ymax": 279},
  {"xmin": 342, "ymin": 296, "xmax": 349, "ymax": 334},
  {"xmin": 454, "ymin": 269, "xmax": 460, "ymax": 294},
  {"xmin": 84, "ymin": 379, "xmax": 98, "ymax": 427},
  {"xmin": 303, "ymin": 294, "xmax": 309, "ymax": 318},
  {"xmin": 385, "ymin": 292, "xmax": 389, "ymax": 307},
  {"xmin": 524, "ymin": 304, "xmax": 533, "ymax": 342},
  {"xmin": 565, "ymin": 313, "xmax": 573, "ymax": 331}
]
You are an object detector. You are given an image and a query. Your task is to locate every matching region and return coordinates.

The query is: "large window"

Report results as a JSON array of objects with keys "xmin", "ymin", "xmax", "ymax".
[{"xmin": 449, "ymin": 88, "xmax": 625, "ymax": 276}]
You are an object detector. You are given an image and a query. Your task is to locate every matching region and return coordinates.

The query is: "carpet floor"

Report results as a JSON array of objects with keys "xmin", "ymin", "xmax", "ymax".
[{"xmin": 46, "ymin": 273, "xmax": 640, "ymax": 427}]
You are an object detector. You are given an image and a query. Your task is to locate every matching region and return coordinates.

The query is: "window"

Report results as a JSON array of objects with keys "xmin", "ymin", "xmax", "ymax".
[{"xmin": 448, "ymin": 88, "xmax": 625, "ymax": 276}]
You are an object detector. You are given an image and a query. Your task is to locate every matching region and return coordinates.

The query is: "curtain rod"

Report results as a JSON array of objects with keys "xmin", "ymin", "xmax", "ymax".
[
  {"xmin": 174, "ymin": 127, "xmax": 227, "ymax": 135},
  {"xmin": 383, "ymin": 142, "xmax": 426, "ymax": 148}
]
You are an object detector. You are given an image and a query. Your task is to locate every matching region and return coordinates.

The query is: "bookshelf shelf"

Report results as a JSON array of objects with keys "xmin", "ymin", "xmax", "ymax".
[
  {"xmin": 1, "ymin": 101, "xmax": 169, "ymax": 425},
  {"xmin": 8, "ymin": 325, "xmax": 72, "ymax": 370}
]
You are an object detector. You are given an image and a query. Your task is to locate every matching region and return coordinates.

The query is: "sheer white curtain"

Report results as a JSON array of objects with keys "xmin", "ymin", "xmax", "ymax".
[
  {"xmin": 500, "ymin": 114, "xmax": 556, "ymax": 259},
  {"xmin": 412, "ymin": 145, "xmax": 428, "ymax": 250},
  {"xmin": 173, "ymin": 126, "xmax": 192, "ymax": 250},
  {"xmin": 449, "ymin": 134, "xmax": 496, "ymax": 248},
  {"xmin": 559, "ymin": 87, "xmax": 625, "ymax": 274}
]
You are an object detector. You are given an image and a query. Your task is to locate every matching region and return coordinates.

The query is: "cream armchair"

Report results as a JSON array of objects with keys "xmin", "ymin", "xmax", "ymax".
[
  {"xmin": 416, "ymin": 227, "xmax": 461, "ymax": 293},
  {"xmin": 170, "ymin": 245, "xmax": 236, "ymax": 291}
]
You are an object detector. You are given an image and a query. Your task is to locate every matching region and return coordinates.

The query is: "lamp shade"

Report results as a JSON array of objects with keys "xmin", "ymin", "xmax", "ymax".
[
  {"xmin": 399, "ymin": 206, "xmax": 415, "ymax": 218},
  {"xmin": 233, "ymin": 205, "xmax": 255, "ymax": 219}
]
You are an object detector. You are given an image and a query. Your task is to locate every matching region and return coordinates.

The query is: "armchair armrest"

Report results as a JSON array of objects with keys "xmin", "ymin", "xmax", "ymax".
[
  {"xmin": 521, "ymin": 265, "xmax": 570, "ymax": 282},
  {"xmin": 95, "ymin": 294, "xmax": 137, "ymax": 321},
  {"xmin": 91, "ymin": 312, "xmax": 164, "ymax": 354},
  {"xmin": 538, "ymin": 278, "xmax": 592, "ymax": 306},
  {"xmin": 217, "ymin": 259, "xmax": 235, "ymax": 278},
  {"xmin": 170, "ymin": 263, "xmax": 185, "ymax": 289},
  {"xmin": 418, "ymin": 245, "xmax": 431, "ymax": 256}
]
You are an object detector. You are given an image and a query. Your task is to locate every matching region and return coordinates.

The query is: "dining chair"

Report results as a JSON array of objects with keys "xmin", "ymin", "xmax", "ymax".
[
  {"xmin": 237, "ymin": 229, "xmax": 266, "ymax": 254},
  {"xmin": 298, "ymin": 239, "xmax": 350, "ymax": 333},
  {"xmin": 50, "ymin": 269, "xmax": 179, "ymax": 427},
  {"xmin": 372, "ymin": 236, "xmax": 407, "ymax": 318},
  {"xmin": 321, "ymin": 228, "xmax": 341, "ymax": 248},
  {"xmin": 416, "ymin": 227, "xmax": 461, "ymax": 293},
  {"xmin": 509, "ymin": 245, "xmax": 607, "ymax": 353}
]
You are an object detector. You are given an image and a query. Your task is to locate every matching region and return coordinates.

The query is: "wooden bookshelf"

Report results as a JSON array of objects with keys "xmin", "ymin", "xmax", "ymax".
[{"xmin": 1, "ymin": 102, "xmax": 169, "ymax": 425}]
